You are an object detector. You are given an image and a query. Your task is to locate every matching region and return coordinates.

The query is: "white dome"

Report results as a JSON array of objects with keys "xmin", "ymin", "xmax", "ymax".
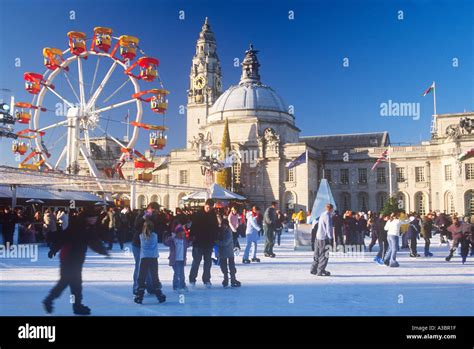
[{"xmin": 210, "ymin": 83, "xmax": 288, "ymax": 114}]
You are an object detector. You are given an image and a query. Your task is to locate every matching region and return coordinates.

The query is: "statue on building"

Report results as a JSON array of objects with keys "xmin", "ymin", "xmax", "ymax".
[
  {"xmin": 445, "ymin": 124, "xmax": 461, "ymax": 140},
  {"xmin": 460, "ymin": 117, "xmax": 473, "ymax": 134},
  {"xmin": 189, "ymin": 132, "xmax": 212, "ymax": 157}
]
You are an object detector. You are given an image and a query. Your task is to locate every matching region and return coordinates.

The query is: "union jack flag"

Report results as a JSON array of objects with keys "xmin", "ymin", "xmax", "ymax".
[{"xmin": 371, "ymin": 149, "xmax": 389, "ymax": 172}]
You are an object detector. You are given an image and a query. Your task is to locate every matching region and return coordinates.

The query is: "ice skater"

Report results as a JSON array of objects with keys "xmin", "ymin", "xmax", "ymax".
[
  {"xmin": 446, "ymin": 217, "xmax": 472, "ymax": 264},
  {"xmin": 164, "ymin": 224, "xmax": 192, "ymax": 292},
  {"xmin": 217, "ymin": 215, "xmax": 241, "ymax": 288},
  {"xmin": 42, "ymin": 205, "xmax": 109, "ymax": 315},
  {"xmin": 188, "ymin": 199, "xmax": 219, "ymax": 288},
  {"xmin": 242, "ymin": 207, "xmax": 261, "ymax": 264},
  {"xmin": 310, "ymin": 204, "xmax": 334, "ymax": 276},
  {"xmin": 383, "ymin": 213, "xmax": 401, "ymax": 267},
  {"xmin": 134, "ymin": 217, "xmax": 166, "ymax": 304}
]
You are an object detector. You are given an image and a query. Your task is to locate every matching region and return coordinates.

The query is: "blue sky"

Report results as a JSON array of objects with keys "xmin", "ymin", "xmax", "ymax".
[{"xmin": 0, "ymin": 0, "xmax": 472, "ymax": 167}]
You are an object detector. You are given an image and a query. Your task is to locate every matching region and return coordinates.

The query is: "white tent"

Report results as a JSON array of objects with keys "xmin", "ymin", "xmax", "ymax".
[
  {"xmin": 0, "ymin": 185, "xmax": 102, "ymax": 202},
  {"xmin": 182, "ymin": 183, "xmax": 246, "ymax": 201},
  {"xmin": 309, "ymin": 179, "xmax": 337, "ymax": 224}
]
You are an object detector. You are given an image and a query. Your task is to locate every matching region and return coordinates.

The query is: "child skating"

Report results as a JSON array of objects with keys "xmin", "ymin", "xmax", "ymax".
[{"xmin": 134, "ymin": 218, "xmax": 166, "ymax": 304}]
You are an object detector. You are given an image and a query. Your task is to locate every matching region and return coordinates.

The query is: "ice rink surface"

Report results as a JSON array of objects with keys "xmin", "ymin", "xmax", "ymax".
[{"xmin": 1, "ymin": 229, "xmax": 473, "ymax": 316}]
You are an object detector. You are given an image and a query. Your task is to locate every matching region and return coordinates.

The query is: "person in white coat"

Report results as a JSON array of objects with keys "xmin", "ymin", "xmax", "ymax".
[
  {"xmin": 242, "ymin": 207, "xmax": 261, "ymax": 264},
  {"xmin": 383, "ymin": 213, "xmax": 402, "ymax": 267},
  {"xmin": 56, "ymin": 209, "xmax": 69, "ymax": 231}
]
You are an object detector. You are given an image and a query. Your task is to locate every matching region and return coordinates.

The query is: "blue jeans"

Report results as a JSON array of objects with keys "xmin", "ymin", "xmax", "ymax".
[
  {"xmin": 243, "ymin": 235, "xmax": 258, "ymax": 260},
  {"xmin": 172, "ymin": 261, "xmax": 186, "ymax": 289},
  {"xmin": 132, "ymin": 245, "xmax": 154, "ymax": 294},
  {"xmin": 384, "ymin": 235, "xmax": 399, "ymax": 267}
]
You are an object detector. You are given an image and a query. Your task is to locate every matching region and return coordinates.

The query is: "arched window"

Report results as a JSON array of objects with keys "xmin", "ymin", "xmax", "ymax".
[
  {"xmin": 357, "ymin": 192, "xmax": 369, "ymax": 212},
  {"xmin": 340, "ymin": 192, "xmax": 351, "ymax": 212},
  {"xmin": 137, "ymin": 195, "xmax": 147, "ymax": 209},
  {"xmin": 376, "ymin": 192, "xmax": 388, "ymax": 212},
  {"xmin": 396, "ymin": 192, "xmax": 408, "ymax": 212},
  {"xmin": 163, "ymin": 194, "xmax": 169, "ymax": 210},
  {"xmin": 414, "ymin": 192, "xmax": 427, "ymax": 215},
  {"xmin": 150, "ymin": 194, "xmax": 159, "ymax": 204},
  {"xmin": 177, "ymin": 192, "xmax": 187, "ymax": 208},
  {"xmin": 444, "ymin": 191, "xmax": 455, "ymax": 214},
  {"xmin": 284, "ymin": 191, "xmax": 296, "ymax": 213}
]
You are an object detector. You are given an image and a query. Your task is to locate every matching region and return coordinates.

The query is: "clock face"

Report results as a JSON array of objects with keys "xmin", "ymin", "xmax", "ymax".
[{"xmin": 193, "ymin": 75, "xmax": 206, "ymax": 90}]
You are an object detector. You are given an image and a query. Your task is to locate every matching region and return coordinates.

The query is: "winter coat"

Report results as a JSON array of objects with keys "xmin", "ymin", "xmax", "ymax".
[
  {"xmin": 1, "ymin": 211, "xmax": 16, "ymax": 232},
  {"xmin": 164, "ymin": 235, "xmax": 192, "ymax": 266},
  {"xmin": 228, "ymin": 212, "xmax": 240, "ymax": 233},
  {"xmin": 384, "ymin": 219, "xmax": 401, "ymax": 236},
  {"xmin": 133, "ymin": 212, "xmax": 166, "ymax": 247},
  {"xmin": 139, "ymin": 232, "xmax": 159, "ymax": 259},
  {"xmin": 56, "ymin": 211, "xmax": 69, "ymax": 231},
  {"xmin": 355, "ymin": 218, "xmax": 367, "ymax": 234},
  {"xmin": 435, "ymin": 214, "xmax": 452, "ymax": 228},
  {"xmin": 49, "ymin": 213, "xmax": 108, "ymax": 265},
  {"xmin": 407, "ymin": 219, "xmax": 420, "ymax": 239},
  {"xmin": 189, "ymin": 209, "xmax": 219, "ymax": 249},
  {"xmin": 43, "ymin": 212, "xmax": 57, "ymax": 233},
  {"xmin": 333, "ymin": 214, "xmax": 342, "ymax": 235},
  {"xmin": 263, "ymin": 207, "xmax": 277, "ymax": 228},
  {"xmin": 217, "ymin": 227, "xmax": 234, "ymax": 259},
  {"xmin": 447, "ymin": 222, "xmax": 472, "ymax": 242},
  {"xmin": 245, "ymin": 212, "xmax": 261, "ymax": 241},
  {"xmin": 102, "ymin": 211, "xmax": 116, "ymax": 229},
  {"xmin": 421, "ymin": 218, "xmax": 433, "ymax": 239}
]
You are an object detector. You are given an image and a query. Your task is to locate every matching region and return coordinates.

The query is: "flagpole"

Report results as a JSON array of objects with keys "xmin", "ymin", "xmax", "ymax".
[
  {"xmin": 433, "ymin": 81, "xmax": 437, "ymax": 115},
  {"xmin": 388, "ymin": 145, "xmax": 393, "ymax": 197}
]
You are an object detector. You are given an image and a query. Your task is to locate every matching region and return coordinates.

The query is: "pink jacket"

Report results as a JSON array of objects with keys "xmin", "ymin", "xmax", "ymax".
[{"xmin": 228, "ymin": 212, "xmax": 240, "ymax": 233}]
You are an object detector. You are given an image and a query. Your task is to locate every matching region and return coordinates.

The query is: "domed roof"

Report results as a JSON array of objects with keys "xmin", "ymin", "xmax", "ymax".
[{"xmin": 210, "ymin": 83, "xmax": 288, "ymax": 114}]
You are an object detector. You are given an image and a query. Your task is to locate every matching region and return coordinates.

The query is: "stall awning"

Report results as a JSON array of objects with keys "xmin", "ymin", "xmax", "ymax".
[
  {"xmin": 182, "ymin": 183, "xmax": 246, "ymax": 201},
  {"xmin": 0, "ymin": 185, "xmax": 102, "ymax": 202}
]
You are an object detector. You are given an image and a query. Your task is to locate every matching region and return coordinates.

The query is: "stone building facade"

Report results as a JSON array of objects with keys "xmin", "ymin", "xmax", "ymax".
[{"xmin": 94, "ymin": 19, "xmax": 474, "ymax": 217}]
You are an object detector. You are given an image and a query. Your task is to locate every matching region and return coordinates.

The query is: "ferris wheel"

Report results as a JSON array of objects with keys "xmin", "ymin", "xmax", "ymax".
[{"xmin": 12, "ymin": 27, "xmax": 169, "ymax": 181}]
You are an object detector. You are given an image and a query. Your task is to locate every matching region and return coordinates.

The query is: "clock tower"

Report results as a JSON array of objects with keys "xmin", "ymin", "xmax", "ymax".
[{"xmin": 187, "ymin": 17, "xmax": 222, "ymax": 148}]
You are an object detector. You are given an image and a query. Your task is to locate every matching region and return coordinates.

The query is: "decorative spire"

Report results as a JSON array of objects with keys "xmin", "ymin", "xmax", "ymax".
[
  {"xmin": 240, "ymin": 44, "xmax": 261, "ymax": 85},
  {"xmin": 199, "ymin": 17, "xmax": 215, "ymax": 42}
]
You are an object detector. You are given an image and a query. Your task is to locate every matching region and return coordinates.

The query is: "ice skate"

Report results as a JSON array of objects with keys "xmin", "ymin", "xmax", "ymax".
[
  {"xmin": 73, "ymin": 303, "xmax": 91, "ymax": 315},
  {"xmin": 42, "ymin": 297, "xmax": 53, "ymax": 314}
]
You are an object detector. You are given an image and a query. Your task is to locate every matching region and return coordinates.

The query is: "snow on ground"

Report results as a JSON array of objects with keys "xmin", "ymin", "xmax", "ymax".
[{"xmin": 0, "ymin": 229, "xmax": 473, "ymax": 316}]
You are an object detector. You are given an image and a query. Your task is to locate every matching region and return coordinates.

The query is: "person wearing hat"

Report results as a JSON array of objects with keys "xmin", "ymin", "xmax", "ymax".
[
  {"xmin": 164, "ymin": 224, "xmax": 192, "ymax": 292},
  {"xmin": 188, "ymin": 199, "xmax": 219, "ymax": 288},
  {"xmin": 407, "ymin": 214, "xmax": 421, "ymax": 257}
]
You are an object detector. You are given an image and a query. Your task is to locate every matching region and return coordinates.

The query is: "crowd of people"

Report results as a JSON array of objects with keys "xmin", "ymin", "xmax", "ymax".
[
  {"xmin": 310, "ymin": 208, "xmax": 474, "ymax": 270},
  {"xmin": 1, "ymin": 200, "xmax": 473, "ymax": 315}
]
